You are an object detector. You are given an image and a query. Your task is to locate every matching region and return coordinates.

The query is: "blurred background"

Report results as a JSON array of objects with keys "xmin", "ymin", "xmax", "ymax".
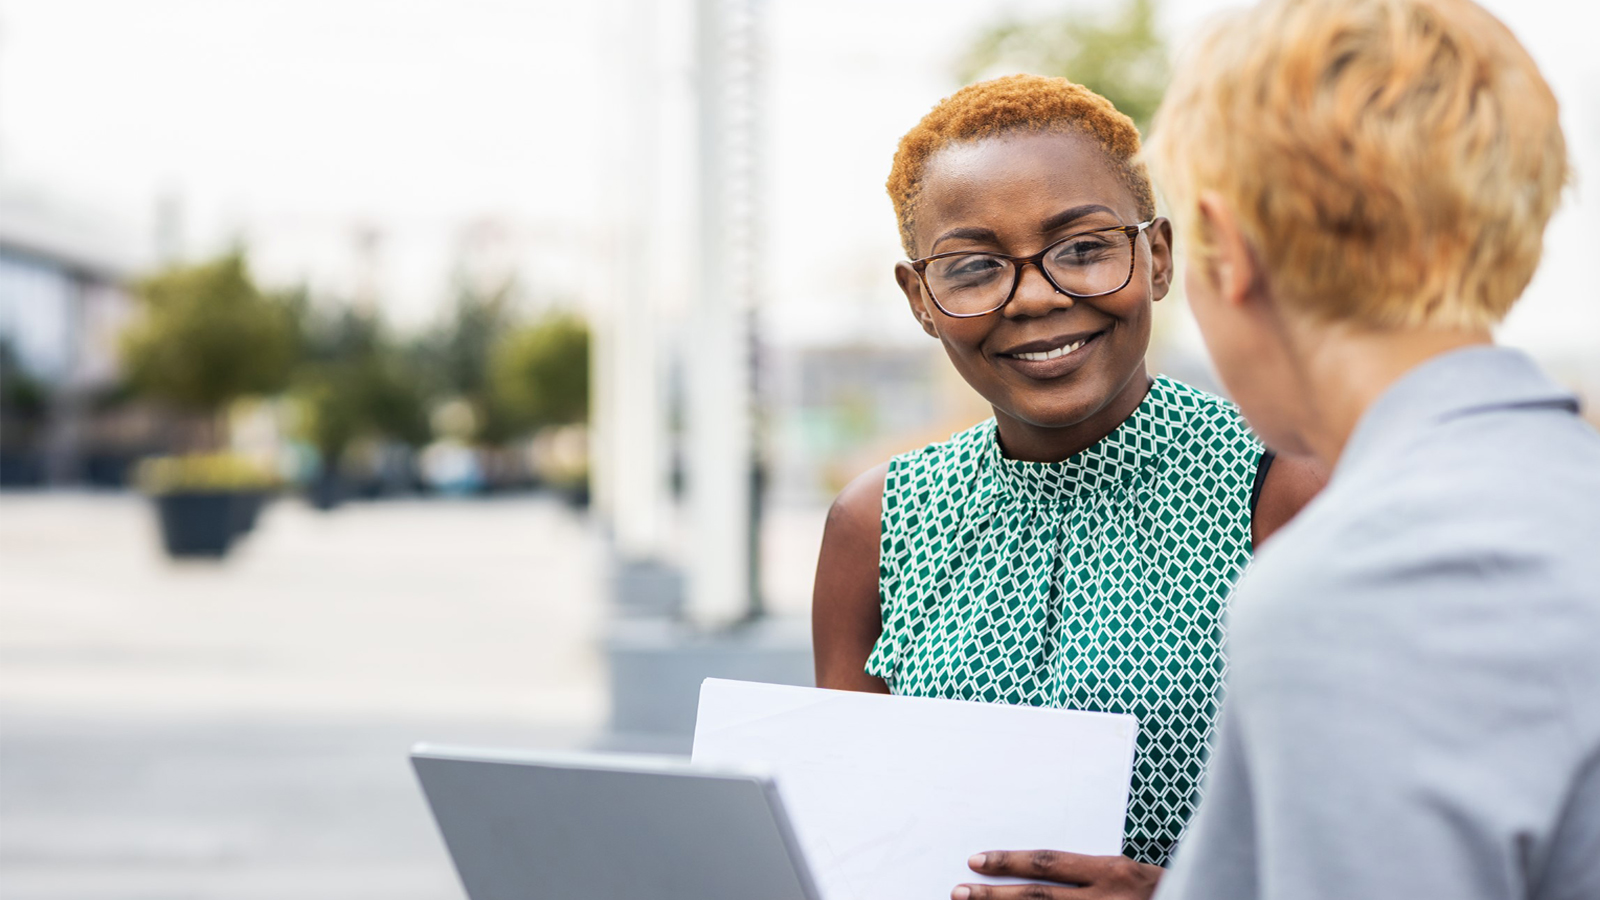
[{"xmin": 0, "ymin": 0, "xmax": 1595, "ymax": 898}]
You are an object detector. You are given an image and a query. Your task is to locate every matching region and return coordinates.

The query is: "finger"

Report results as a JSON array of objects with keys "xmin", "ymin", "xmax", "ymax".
[
  {"xmin": 952, "ymin": 882, "xmax": 1074, "ymax": 900},
  {"xmin": 968, "ymin": 849, "xmax": 1100, "ymax": 882},
  {"xmin": 953, "ymin": 877, "xmax": 1081, "ymax": 896}
]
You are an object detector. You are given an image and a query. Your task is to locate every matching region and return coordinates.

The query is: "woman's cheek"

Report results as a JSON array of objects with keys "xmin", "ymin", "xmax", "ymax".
[{"xmin": 938, "ymin": 321, "xmax": 992, "ymax": 365}]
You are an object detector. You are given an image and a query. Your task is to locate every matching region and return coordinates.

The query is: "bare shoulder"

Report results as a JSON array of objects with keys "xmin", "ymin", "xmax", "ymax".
[
  {"xmin": 813, "ymin": 461, "xmax": 892, "ymax": 693},
  {"xmin": 826, "ymin": 461, "xmax": 890, "ymax": 538},
  {"xmin": 1253, "ymin": 453, "xmax": 1328, "ymax": 547}
]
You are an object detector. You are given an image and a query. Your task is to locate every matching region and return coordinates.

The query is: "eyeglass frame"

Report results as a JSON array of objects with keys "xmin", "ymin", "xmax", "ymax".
[{"xmin": 907, "ymin": 219, "xmax": 1156, "ymax": 318}]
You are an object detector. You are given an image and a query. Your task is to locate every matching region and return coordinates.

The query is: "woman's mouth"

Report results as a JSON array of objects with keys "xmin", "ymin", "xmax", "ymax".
[
  {"xmin": 1011, "ymin": 336, "xmax": 1092, "ymax": 361},
  {"xmin": 996, "ymin": 330, "xmax": 1105, "ymax": 378}
]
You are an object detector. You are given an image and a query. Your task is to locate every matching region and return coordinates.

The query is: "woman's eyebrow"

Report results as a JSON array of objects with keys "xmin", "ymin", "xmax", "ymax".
[
  {"xmin": 1039, "ymin": 204, "xmax": 1119, "ymax": 234},
  {"xmin": 930, "ymin": 226, "xmax": 1000, "ymax": 252},
  {"xmin": 928, "ymin": 203, "xmax": 1120, "ymax": 254}
]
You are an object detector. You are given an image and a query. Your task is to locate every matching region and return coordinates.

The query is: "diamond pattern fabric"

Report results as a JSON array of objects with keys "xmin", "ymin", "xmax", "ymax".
[{"xmin": 866, "ymin": 376, "xmax": 1262, "ymax": 866}]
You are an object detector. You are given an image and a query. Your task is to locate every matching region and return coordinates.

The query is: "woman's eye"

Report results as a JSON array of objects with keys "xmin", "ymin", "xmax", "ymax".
[
  {"xmin": 943, "ymin": 256, "xmax": 1004, "ymax": 280},
  {"xmin": 1054, "ymin": 239, "xmax": 1115, "ymax": 265}
]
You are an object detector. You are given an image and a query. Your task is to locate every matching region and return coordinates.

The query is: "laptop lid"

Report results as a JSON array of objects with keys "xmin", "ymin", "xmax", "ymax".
[{"xmin": 412, "ymin": 745, "xmax": 823, "ymax": 900}]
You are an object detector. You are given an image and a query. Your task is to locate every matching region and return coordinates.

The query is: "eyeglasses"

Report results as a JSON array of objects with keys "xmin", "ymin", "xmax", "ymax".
[{"xmin": 909, "ymin": 220, "xmax": 1155, "ymax": 318}]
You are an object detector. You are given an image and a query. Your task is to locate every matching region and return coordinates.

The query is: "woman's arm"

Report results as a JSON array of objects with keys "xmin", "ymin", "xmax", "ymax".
[
  {"xmin": 1251, "ymin": 453, "xmax": 1327, "ymax": 547},
  {"xmin": 812, "ymin": 462, "xmax": 891, "ymax": 693}
]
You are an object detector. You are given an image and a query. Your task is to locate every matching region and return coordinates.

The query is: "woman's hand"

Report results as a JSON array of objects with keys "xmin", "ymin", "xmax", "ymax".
[{"xmin": 952, "ymin": 850, "xmax": 1163, "ymax": 900}]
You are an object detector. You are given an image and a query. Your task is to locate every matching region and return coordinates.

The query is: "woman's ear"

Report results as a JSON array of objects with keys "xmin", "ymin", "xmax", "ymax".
[
  {"xmin": 895, "ymin": 261, "xmax": 939, "ymax": 338},
  {"xmin": 1194, "ymin": 193, "xmax": 1261, "ymax": 310},
  {"xmin": 1148, "ymin": 217, "xmax": 1175, "ymax": 301}
]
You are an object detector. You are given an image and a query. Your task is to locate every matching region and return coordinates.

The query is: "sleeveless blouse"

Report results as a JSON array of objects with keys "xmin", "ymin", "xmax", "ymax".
[{"xmin": 866, "ymin": 375, "xmax": 1263, "ymax": 865}]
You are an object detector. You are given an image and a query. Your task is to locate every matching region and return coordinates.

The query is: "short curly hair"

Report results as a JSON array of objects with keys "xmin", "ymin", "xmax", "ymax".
[{"xmin": 887, "ymin": 74, "xmax": 1156, "ymax": 257}]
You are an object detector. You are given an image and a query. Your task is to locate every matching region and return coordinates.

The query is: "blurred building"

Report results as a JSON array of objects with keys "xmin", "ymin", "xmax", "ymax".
[
  {"xmin": 766, "ymin": 342, "xmax": 944, "ymax": 503},
  {"xmin": 0, "ymin": 194, "xmax": 141, "ymax": 486}
]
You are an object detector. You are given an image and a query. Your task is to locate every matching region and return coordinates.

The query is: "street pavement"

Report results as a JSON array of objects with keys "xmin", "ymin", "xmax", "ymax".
[{"xmin": 0, "ymin": 493, "xmax": 615, "ymax": 900}]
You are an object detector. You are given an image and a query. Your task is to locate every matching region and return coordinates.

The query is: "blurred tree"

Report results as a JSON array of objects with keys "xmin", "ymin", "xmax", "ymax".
[
  {"xmin": 957, "ymin": 0, "xmax": 1169, "ymax": 131},
  {"xmin": 488, "ymin": 313, "xmax": 591, "ymax": 439},
  {"xmin": 293, "ymin": 369, "xmax": 361, "ymax": 467},
  {"xmin": 292, "ymin": 307, "xmax": 431, "ymax": 467},
  {"xmin": 414, "ymin": 278, "xmax": 519, "ymax": 442},
  {"xmin": 120, "ymin": 252, "xmax": 297, "ymax": 447},
  {"xmin": 432, "ymin": 280, "xmax": 516, "ymax": 400}
]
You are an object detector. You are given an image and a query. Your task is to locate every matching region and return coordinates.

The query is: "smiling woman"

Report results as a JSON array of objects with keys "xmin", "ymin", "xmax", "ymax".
[{"xmin": 810, "ymin": 74, "xmax": 1325, "ymax": 893}]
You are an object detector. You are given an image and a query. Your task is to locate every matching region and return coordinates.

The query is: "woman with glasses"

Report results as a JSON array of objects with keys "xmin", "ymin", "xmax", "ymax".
[{"xmin": 811, "ymin": 74, "xmax": 1323, "ymax": 885}]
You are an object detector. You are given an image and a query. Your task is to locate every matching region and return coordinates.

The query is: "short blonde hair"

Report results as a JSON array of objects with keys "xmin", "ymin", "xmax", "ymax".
[
  {"xmin": 1146, "ymin": 0, "xmax": 1568, "ymax": 330},
  {"xmin": 888, "ymin": 75, "xmax": 1156, "ymax": 257}
]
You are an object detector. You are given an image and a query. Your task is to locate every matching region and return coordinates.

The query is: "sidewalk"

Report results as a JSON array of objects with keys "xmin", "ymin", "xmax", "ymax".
[{"xmin": 0, "ymin": 493, "xmax": 611, "ymax": 900}]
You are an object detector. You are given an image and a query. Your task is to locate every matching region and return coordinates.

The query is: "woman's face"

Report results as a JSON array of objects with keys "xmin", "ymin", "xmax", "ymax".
[{"xmin": 895, "ymin": 131, "xmax": 1172, "ymax": 435}]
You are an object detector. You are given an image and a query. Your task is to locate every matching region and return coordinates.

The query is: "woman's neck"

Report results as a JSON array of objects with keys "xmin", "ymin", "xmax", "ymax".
[
  {"xmin": 1287, "ymin": 322, "xmax": 1493, "ymax": 469},
  {"xmin": 992, "ymin": 363, "xmax": 1153, "ymax": 462}
]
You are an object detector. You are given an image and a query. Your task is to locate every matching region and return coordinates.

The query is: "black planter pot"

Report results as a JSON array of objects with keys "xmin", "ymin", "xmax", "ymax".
[
  {"xmin": 230, "ymin": 491, "xmax": 269, "ymax": 535},
  {"xmin": 155, "ymin": 492, "xmax": 238, "ymax": 558}
]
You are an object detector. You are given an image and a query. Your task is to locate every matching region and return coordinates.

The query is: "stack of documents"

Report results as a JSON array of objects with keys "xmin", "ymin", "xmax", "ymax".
[{"xmin": 692, "ymin": 679, "xmax": 1138, "ymax": 900}]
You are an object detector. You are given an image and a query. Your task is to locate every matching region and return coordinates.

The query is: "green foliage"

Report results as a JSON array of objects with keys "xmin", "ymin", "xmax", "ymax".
[
  {"xmin": 121, "ymin": 252, "xmax": 297, "ymax": 414},
  {"xmin": 0, "ymin": 339, "xmax": 48, "ymax": 420},
  {"xmin": 292, "ymin": 370, "xmax": 360, "ymax": 462},
  {"xmin": 958, "ymin": 0, "xmax": 1169, "ymax": 131},
  {"xmin": 407, "ymin": 279, "xmax": 516, "ymax": 443},
  {"xmin": 425, "ymin": 280, "xmax": 517, "ymax": 402},
  {"xmin": 119, "ymin": 249, "xmax": 583, "ymax": 463},
  {"xmin": 360, "ymin": 357, "xmax": 432, "ymax": 448},
  {"xmin": 410, "ymin": 278, "xmax": 589, "ymax": 445},
  {"xmin": 291, "ymin": 308, "xmax": 430, "ymax": 461},
  {"xmin": 488, "ymin": 313, "xmax": 591, "ymax": 438},
  {"xmin": 136, "ymin": 452, "xmax": 279, "ymax": 495}
]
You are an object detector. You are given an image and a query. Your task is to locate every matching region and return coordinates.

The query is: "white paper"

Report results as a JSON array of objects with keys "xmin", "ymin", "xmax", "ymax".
[{"xmin": 691, "ymin": 679, "xmax": 1138, "ymax": 900}]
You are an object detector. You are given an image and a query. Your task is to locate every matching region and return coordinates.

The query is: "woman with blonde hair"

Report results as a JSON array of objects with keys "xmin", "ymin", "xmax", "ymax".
[{"xmin": 955, "ymin": 1, "xmax": 1600, "ymax": 898}]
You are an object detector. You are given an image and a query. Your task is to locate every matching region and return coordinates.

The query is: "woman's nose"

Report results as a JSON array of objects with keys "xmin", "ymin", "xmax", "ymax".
[{"xmin": 1004, "ymin": 260, "xmax": 1073, "ymax": 318}]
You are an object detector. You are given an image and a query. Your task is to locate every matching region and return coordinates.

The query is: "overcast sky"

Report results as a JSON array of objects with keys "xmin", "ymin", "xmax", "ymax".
[{"xmin": 1, "ymin": 0, "xmax": 1595, "ymax": 359}]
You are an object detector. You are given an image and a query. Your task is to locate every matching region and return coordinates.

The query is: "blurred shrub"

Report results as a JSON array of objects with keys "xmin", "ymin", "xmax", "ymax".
[
  {"xmin": 488, "ymin": 313, "xmax": 591, "ymax": 439},
  {"xmin": 136, "ymin": 452, "xmax": 279, "ymax": 495},
  {"xmin": 121, "ymin": 252, "xmax": 297, "ymax": 435},
  {"xmin": 291, "ymin": 307, "xmax": 430, "ymax": 466},
  {"xmin": 117, "ymin": 248, "xmax": 590, "ymax": 493},
  {"xmin": 958, "ymin": 0, "xmax": 1169, "ymax": 131}
]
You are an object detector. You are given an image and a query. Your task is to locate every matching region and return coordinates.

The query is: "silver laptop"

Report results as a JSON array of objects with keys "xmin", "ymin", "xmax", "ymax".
[{"xmin": 412, "ymin": 744, "xmax": 824, "ymax": 900}]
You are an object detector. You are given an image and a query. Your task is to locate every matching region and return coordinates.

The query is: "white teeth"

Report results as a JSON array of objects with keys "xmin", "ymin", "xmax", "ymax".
[{"xmin": 1014, "ymin": 339, "xmax": 1086, "ymax": 362}]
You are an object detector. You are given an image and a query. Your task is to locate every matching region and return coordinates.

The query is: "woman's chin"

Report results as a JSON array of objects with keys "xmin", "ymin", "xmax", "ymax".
[
  {"xmin": 993, "ymin": 375, "xmax": 1148, "ymax": 439},
  {"xmin": 1000, "ymin": 400, "xmax": 1107, "ymax": 433}
]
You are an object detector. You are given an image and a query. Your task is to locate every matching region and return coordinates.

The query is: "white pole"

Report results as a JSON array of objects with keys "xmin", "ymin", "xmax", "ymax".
[
  {"xmin": 687, "ymin": 0, "xmax": 766, "ymax": 625},
  {"xmin": 611, "ymin": 0, "xmax": 669, "ymax": 561},
  {"xmin": 594, "ymin": 0, "xmax": 671, "ymax": 563}
]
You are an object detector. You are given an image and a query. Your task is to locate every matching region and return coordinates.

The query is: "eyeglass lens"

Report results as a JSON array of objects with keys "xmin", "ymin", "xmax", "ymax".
[{"xmin": 924, "ymin": 230, "xmax": 1133, "ymax": 315}]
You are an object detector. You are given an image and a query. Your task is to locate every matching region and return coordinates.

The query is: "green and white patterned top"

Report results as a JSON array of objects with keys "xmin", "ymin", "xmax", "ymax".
[{"xmin": 866, "ymin": 375, "xmax": 1263, "ymax": 866}]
